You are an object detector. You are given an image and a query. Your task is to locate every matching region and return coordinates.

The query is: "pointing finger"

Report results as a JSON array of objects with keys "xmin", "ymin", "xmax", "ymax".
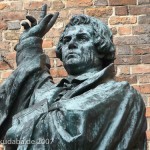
[
  {"xmin": 46, "ymin": 12, "xmax": 59, "ymax": 32},
  {"xmin": 37, "ymin": 14, "xmax": 53, "ymax": 34},
  {"xmin": 39, "ymin": 4, "xmax": 47, "ymax": 23}
]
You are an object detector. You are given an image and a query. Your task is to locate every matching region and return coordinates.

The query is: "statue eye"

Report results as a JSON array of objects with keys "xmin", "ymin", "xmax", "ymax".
[
  {"xmin": 77, "ymin": 34, "xmax": 89, "ymax": 42},
  {"xmin": 63, "ymin": 36, "xmax": 71, "ymax": 44}
]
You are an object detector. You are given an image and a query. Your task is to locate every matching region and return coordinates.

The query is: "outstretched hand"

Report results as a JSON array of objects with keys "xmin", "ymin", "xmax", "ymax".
[{"xmin": 20, "ymin": 4, "xmax": 59, "ymax": 41}]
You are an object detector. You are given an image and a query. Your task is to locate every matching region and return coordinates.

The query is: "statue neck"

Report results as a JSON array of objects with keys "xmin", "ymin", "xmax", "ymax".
[{"xmin": 67, "ymin": 66, "xmax": 102, "ymax": 77}]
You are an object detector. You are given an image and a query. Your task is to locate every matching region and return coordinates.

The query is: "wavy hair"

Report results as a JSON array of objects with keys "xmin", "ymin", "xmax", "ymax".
[{"xmin": 56, "ymin": 14, "xmax": 115, "ymax": 68}]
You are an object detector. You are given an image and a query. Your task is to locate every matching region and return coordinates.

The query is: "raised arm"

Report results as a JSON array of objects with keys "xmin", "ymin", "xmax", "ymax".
[
  {"xmin": 0, "ymin": 5, "xmax": 59, "ymax": 140},
  {"xmin": 15, "ymin": 4, "xmax": 59, "ymax": 66}
]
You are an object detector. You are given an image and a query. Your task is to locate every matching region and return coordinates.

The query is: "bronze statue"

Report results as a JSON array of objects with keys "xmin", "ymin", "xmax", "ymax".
[{"xmin": 0, "ymin": 4, "xmax": 147, "ymax": 150}]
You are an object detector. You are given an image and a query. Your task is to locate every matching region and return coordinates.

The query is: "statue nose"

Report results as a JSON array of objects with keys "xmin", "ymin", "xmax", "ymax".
[{"xmin": 68, "ymin": 38, "xmax": 77, "ymax": 49}]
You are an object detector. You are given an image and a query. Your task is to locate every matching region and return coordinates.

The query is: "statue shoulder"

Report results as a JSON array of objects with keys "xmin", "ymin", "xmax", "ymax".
[
  {"xmin": 112, "ymin": 80, "xmax": 145, "ymax": 106},
  {"xmin": 103, "ymin": 80, "xmax": 143, "ymax": 100},
  {"xmin": 101, "ymin": 79, "xmax": 130, "ymax": 90}
]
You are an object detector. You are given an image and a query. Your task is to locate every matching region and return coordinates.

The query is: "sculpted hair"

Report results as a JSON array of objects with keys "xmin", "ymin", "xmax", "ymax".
[{"xmin": 56, "ymin": 14, "xmax": 115, "ymax": 68}]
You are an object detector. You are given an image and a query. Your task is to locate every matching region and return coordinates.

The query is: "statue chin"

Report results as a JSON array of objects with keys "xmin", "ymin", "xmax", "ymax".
[
  {"xmin": 64, "ymin": 58, "xmax": 96, "ymax": 75},
  {"xmin": 64, "ymin": 63, "xmax": 89, "ymax": 76},
  {"xmin": 65, "ymin": 58, "xmax": 80, "ymax": 66}
]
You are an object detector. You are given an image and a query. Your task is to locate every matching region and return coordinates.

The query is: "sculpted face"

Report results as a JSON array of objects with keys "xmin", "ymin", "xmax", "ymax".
[{"xmin": 61, "ymin": 24, "xmax": 101, "ymax": 75}]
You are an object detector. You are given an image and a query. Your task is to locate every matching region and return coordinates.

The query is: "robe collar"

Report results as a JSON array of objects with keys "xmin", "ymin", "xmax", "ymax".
[{"xmin": 57, "ymin": 63, "xmax": 115, "ymax": 87}]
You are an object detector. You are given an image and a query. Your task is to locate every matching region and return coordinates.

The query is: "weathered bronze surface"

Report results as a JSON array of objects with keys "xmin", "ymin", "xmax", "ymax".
[{"xmin": 0, "ymin": 4, "xmax": 147, "ymax": 150}]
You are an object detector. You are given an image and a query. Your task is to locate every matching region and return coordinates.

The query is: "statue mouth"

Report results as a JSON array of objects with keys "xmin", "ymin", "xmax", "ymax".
[{"xmin": 66, "ymin": 53, "xmax": 79, "ymax": 59}]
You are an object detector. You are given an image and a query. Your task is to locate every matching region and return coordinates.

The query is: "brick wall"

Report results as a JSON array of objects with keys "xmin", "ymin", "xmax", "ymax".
[{"xmin": 0, "ymin": 0, "xmax": 149, "ymax": 149}]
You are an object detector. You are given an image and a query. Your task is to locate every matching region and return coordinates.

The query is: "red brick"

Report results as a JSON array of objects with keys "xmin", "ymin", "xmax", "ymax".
[
  {"xmin": 114, "ymin": 35, "xmax": 149, "ymax": 45},
  {"xmin": 11, "ymin": 42, "xmax": 18, "ymax": 51},
  {"xmin": 118, "ymin": 26, "xmax": 131, "ymax": 35},
  {"xmin": 0, "ymin": 62, "xmax": 10, "ymax": 70},
  {"xmin": 50, "ymin": 67, "xmax": 67, "ymax": 77},
  {"xmin": 138, "ymin": 75, "xmax": 150, "ymax": 84},
  {"xmin": 0, "ymin": 21, "xmax": 7, "ymax": 30},
  {"xmin": 109, "ymin": 0, "xmax": 136, "ymax": 5},
  {"xmin": 66, "ymin": 0, "xmax": 93, "ymax": 8},
  {"xmin": 56, "ymin": 58, "xmax": 63, "ymax": 67},
  {"xmin": 53, "ymin": 22, "xmax": 64, "ymax": 29},
  {"xmin": 129, "ymin": 6, "xmax": 150, "ymax": 15},
  {"xmin": 57, "ymin": 68, "xmax": 68, "ymax": 77},
  {"xmin": 50, "ymin": 58, "xmax": 54, "ymax": 68},
  {"xmin": 46, "ymin": 28, "xmax": 63, "ymax": 38},
  {"xmin": 7, "ymin": 21, "xmax": 21, "ymax": 30},
  {"xmin": 50, "ymin": 68, "xmax": 58, "ymax": 77},
  {"xmin": 1, "ymin": 59, "xmax": 15, "ymax": 70},
  {"xmin": 138, "ymin": 15, "xmax": 150, "ymax": 24},
  {"xmin": 0, "ymin": 80, "xmax": 3, "ymax": 84},
  {"xmin": 116, "ymin": 45, "xmax": 131, "ymax": 55},
  {"xmin": 43, "ymin": 40, "xmax": 53, "ymax": 48},
  {"xmin": 131, "ymin": 64, "xmax": 150, "ymax": 74},
  {"xmin": 59, "ymin": 10, "xmax": 69, "ymax": 19},
  {"xmin": 46, "ymin": 49, "xmax": 56, "ymax": 58},
  {"xmin": 116, "ymin": 65, "xmax": 130, "ymax": 75},
  {"xmin": 115, "ymin": 75, "xmax": 137, "ymax": 84},
  {"xmin": 0, "ymin": 42, "xmax": 10, "ymax": 51},
  {"xmin": 53, "ymin": 37, "xmax": 60, "ymax": 47},
  {"xmin": 63, "ymin": 19, "xmax": 70, "ymax": 27},
  {"xmin": 110, "ymin": 27, "xmax": 117, "ymax": 35},
  {"xmin": 5, "ymin": 52, "xmax": 16, "ymax": 60},
  {"xmin": 28, "ymin": 11, "xmax": 41, "ymax": 19},
  {"xmin": 133, "ymin": 84, "xmax": 150, "ymax": 94},
  {"xmin": 141, "ymin": 54, "xmax": 150, "ymax": 64},
  {"xmin": 0, "ymin": 145, "xmax": 3, "ymax": 150},
  {"xmin": 138, "ymin": 0, "xmax": 150, "ymax": 5},
  {"xmin": 140, "ymin": 95, "xmax": 148, "ymax": 106},
  {"xmin": 4, "ymin": 31, "xmax": 20, "ymax": 40},
  {"xmin": 98, "ymin": 18, "xmax": 109, "ymax": 25},
  {"xmin": 1, "ymin": 12, "xmax": 26, "ymax": 21},
  {"xmin": 52, "ymin": 0, "xmax": 65, "ymax": 10},
  {"xmin": 94, "ymin": 0, "xmax": 108, "ymax": 6},
  {"xmin": 0, "ymin": 32, "xmax": 2, "ymax": 41},
  {"xmin": 115, "ymin": 6, "xmax": 128, "ymax": 16},
  {"xmin": 115, "ymin": 55, "xmax": 141, "ymax": 65},
  {"xmin": 132, "ymin": 45, "xmax": 150, "ymax": 55},
  {"xmin": 12, "ymin": 61, "xmax": 17, "ymax": 69},
  {"xmin": 146, "ymin": 107, "xmax": 150, "ymax": 117},
  {"xmin": 24, "ymin": 2, "xmax": 51, "ymax": 10},
  {"xmin": 148, "ymin": 97, "xmax": 150, "ymax": 103},
  {"xmin": 132, "ymin": 25, "xmax": 150, "ymax": 35},
  {"xmin": 146, "ymin": 131, "xmax": 150, "ymax": 140},
  {"xmin": 86, "ymin": 7, "xmax": 113, "ymax": 17},
  {"xmin": 1, "ymin": 70, "xmax": 13, "ymax": 79},
  {"xmin": 109, "ymin": 16, "xmax": 137, "ymax": 25},
  {"xmin": 0, "ymin": 3, "xmax": 8, "ymax": 10},
  {"xmin": 69, "ymin": 9, "xmax": 84, "ymax": 17},
  {"xmin": 10, "ymin": 2, "xmax": 23, "ymax": 10}
]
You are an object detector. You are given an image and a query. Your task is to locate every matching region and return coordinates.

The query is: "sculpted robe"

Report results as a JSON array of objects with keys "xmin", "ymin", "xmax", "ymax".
[{"xmin": 0, "ymin": 40, "xmax": 147, "ymax": 150}]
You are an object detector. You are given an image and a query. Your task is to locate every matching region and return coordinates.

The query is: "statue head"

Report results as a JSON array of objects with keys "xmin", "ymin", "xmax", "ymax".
[{"xmin": 56, "ymin": 14, "xmax": 115, "ymax": 75}]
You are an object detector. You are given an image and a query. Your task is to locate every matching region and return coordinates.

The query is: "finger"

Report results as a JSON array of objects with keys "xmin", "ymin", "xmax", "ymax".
[
  {"xmin": 21, "ymin": 21, "xmax": 30, "ymax": 30},
  {"xmin": 26, "ymin": 15, "xmax": 37, "ymax": 27},
  {"xmin": 28, "ymin": 14, "xmax": 53, "ymax": 38},
  {"xmin": 38, "ymin": 14, "xmax": 53, "ymax": 29},
  {"xmin": 46, "ymin": 12, "xmax": 59, "ymax": 31},
  {"xmin": 39, "ymin": 4, "xmax": 47, "ymax": 23}
]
